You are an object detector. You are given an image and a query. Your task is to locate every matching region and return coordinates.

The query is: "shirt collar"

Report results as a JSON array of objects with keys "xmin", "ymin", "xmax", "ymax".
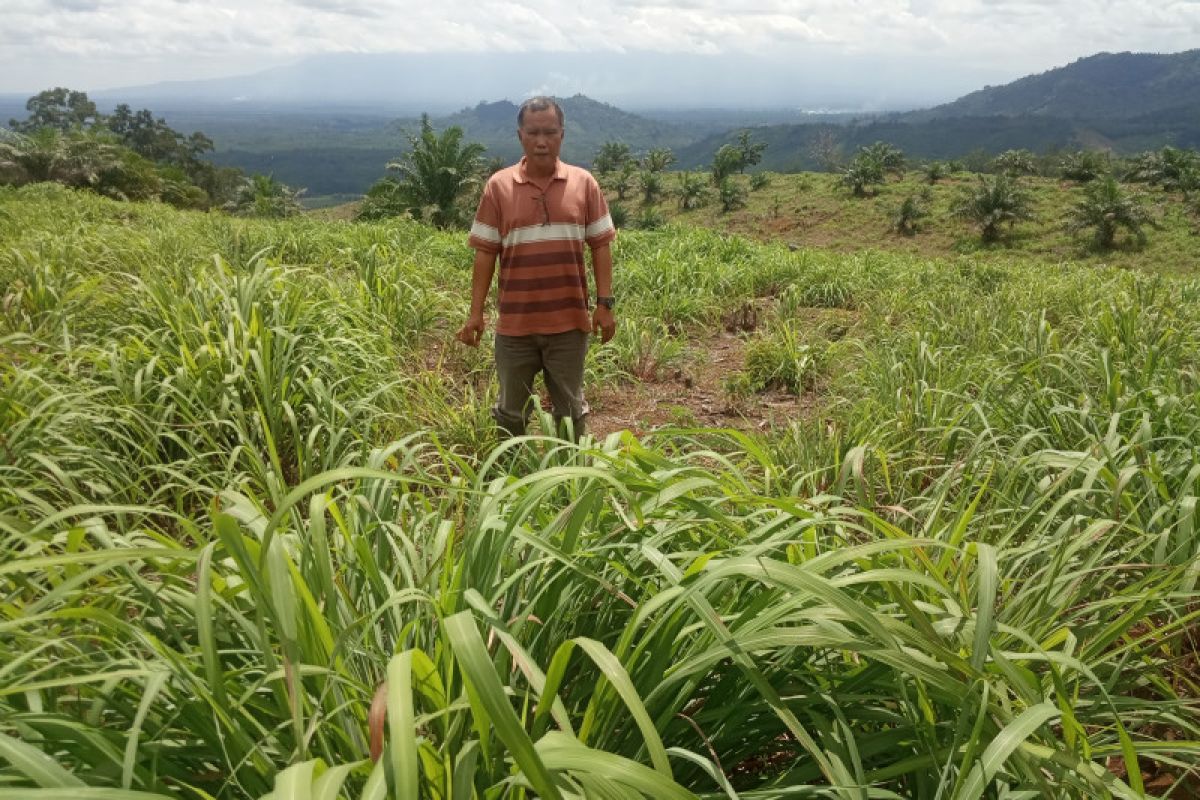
[{"xmin": 514, "ymin": 157, "xmax": 567, "ymax": 184}]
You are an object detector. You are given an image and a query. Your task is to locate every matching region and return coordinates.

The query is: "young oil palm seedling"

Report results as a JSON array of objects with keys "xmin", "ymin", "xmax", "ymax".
[
  {"xmin": 953, "ymin": 174, "xmax": 1035, "ymax": 243},
  {"xmin": 1067, "ymin": 175, "xmax": 1156, "ymax": 250},
  {"xmin": 676, "ymin": 172, "xmax": 709, "ymax": 210},
  {"xmin": 891, "ymin": 190, "xmax": 931, "ymax": 235}
]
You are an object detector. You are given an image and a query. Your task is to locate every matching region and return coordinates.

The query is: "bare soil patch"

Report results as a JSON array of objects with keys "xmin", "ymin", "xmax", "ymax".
[{"xmin": 589, "ymin": 332, "xmax": 819, "ymax": 439}]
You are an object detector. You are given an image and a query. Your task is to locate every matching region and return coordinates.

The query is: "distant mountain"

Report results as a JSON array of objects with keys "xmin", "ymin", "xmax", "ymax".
[
  {"xmin": 675, "ymin": 50, "xmax": 1200, "ymax": 170},
  {"xmin": 910, "ymin": 50, "xmax": 1200, "ymax": 121},
  {"xmin": 438, "ymin": 96, "xmax": 694, "ymax": 164},
  {"xmin": 205, "ymin": 95, "xmax": 703, "ymax": 196},
  {"xmin": 16, "ymin": 50, "xmax": 1197, "ymax": 197}
]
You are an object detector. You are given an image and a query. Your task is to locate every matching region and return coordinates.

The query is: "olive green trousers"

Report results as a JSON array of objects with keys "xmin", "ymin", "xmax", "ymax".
[{"xmin": 492, "ymin": 330, "xmax": 590, "ymax": 439}]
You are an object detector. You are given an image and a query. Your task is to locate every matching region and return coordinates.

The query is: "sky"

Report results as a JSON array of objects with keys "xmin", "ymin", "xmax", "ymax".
[{"xmin": 2, "ymin": 0, "xmax": 1198, "ymax": 106}]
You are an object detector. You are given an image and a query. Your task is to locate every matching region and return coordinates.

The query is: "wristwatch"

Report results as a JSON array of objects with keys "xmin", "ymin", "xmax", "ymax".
[{"xmin": 596, "ymin": 296, "xmax": 615, "ymax": 310}]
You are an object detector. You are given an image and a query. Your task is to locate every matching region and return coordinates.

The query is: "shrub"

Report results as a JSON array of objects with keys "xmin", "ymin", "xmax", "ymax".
[{"xmin": 749, "ymin": 172, "xmax": 771, "ymax": 191}]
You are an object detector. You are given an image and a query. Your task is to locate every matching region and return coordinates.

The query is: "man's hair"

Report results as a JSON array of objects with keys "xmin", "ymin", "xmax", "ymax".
[{"xmin": 518, "ymin": 96, "xmax": 564, "ymax": 129}]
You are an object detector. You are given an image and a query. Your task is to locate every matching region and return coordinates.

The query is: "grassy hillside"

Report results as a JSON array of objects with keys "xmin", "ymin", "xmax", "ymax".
[
  {"xmin": 614, "ymin": 169, "xmax": 1200, "ymax": 276},
  {"xmin": 3, "ymin": 184, "xmax": 1200, "ymax": 797}
]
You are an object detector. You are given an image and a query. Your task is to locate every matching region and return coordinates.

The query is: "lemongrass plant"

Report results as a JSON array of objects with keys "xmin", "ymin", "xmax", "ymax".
[{"xmin": 2, "ymin": 184, "xmax": 1198, "ymax": 798}]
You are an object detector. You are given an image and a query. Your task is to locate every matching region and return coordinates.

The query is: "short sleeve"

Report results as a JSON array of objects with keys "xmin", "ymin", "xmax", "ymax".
[
  {"xmin": 468, "ymin": 178, "xmax": 503, "ymax": 254},
  {"xmin": 583, "ymin": 173, "xmax": 617, "ymax": 249}
]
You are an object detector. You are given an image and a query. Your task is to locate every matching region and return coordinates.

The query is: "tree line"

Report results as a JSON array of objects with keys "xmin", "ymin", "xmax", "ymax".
[{"xmin": 1, "ymin": 88, "xmax": 305, "ymax": 217}]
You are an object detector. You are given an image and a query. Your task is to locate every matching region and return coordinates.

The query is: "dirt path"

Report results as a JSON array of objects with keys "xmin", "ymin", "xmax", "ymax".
[
  {"xmin": 589, "ymin": 332, "xmax": 817, "ymax": 438},
  {"xmin": 421, "ymin": 320, "xmax": 833, "ymax": 440}
]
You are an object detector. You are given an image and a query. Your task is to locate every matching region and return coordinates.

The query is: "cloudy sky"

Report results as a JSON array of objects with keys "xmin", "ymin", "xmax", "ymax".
[{"xmin": 2, "ymin": 0, "xmax": 1198, "ymax": 104}]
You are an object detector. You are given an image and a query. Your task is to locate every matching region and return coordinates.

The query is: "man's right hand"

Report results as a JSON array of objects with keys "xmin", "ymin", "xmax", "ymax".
[{"xmin": 456, "ymin": 313, "xmax": 485, "ymax": 347}]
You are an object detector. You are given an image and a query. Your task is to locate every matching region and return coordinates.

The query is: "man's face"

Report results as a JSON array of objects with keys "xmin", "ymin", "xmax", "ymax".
[{"xmin": 518, "ymin": 107, "xmax": 563, "ymax": 168}]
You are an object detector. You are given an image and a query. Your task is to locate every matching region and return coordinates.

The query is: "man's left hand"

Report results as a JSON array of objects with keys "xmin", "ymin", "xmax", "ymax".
[{"xmin": 592, "ymin": 306, "xmax": 616, "ymax": 343}]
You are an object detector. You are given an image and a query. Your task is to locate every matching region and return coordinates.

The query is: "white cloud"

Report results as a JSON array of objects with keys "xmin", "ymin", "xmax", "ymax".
[{"xmin": 0, "ymin": 0, "xmax": 1196, "ymax": 95}]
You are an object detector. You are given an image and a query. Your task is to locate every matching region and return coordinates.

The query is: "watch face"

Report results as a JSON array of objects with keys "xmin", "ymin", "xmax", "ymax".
[{"xmin": 598, "ymin": 297, "xmax": 615, "ymax": 309}]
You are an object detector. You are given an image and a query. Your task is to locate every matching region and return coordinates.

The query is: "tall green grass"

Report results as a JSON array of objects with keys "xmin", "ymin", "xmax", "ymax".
[{"xmin": 2, "ymin": 184, "xmax": 1198, "ymax": 798}]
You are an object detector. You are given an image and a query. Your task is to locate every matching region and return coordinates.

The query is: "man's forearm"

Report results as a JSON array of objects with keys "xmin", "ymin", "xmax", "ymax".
[
  {"xmin": 469, "ymin": 249, "xmax": 497, "ymax": 315},
  {"xmin": 591, "ymin": 244, "xmax": 613, "ymax": 297}
]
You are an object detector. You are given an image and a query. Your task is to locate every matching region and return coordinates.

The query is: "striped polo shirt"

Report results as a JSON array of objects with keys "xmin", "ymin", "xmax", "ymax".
[{"xmin": 469, "ymin": 158, "xmax": 616, "ymax": 336}]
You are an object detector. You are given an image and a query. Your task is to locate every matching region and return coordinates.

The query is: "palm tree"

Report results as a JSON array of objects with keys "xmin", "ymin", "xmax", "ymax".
[
  {"xmin": 952, "ymin": 174, "xmax": 1034, "ymax": 242},
  {"xmin": 612, "ymin": 162, "xmax": 637, "ymax": 201},
  {"xmin": 840, "ymin": 155, "xmax": 885, "ymax": 197},
  {"xmin": 992, "ymin": 149, "xmax": 1038, "ymax": 177},
  {"xmin": 923, "ymin": 162, "xmax": 947, "ymax": 184},
  {"xmin": 592, "ymin": 141, "xmax": 632, "ymax": 176},
  {"xmin": 1128, "ymin": 146, "xmax": 1200, "ymax": 197},
  {"xmin": 891, "ymin": 191, "xmax": 931, "ymax": 235},
  {"xmin": 367, "ymin": 115, "xmax": 486, "ymax": 228},
  {"xmin": 1060, "ymin": 150, "xmax": 1111, "ymax": 183},
  {"xmin": 641, "ymin": 147, "xmax": 676, "ymax": 174},
  {"xmin": 640, "ymin": 170, "xmax": 664, "ymax": 205},
  {"xmin": 676, "ymin": 172, "xmax": 708, "ymax": 210},
  {"xmin": 0, "ymin": 128, "xmax": 119, "ymax": 187},
  {"xmin": 227, "ymin": 174, "xmax": 305, "ymax": 218},
  {"xmin": 734, "ymin": 130, "xmax": 767, "ymax": 173},
  {"xmin": 860, "ymin": 142, "xmax": 905, "ymax": 176},
  {"xmin": 711, "ymin": 144, "xmax": 743, "ymax": 185},
  {"xmin": 1067, "ymin": 176, "xmax": 1154, "ymax": 250},
  {"xmin": 717, "ymin": 176, "xmax": 747, "ymax": 213}
]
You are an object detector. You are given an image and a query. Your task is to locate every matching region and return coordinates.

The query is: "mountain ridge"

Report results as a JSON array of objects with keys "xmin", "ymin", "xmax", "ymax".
[{"xmin": 908, "ymin": 49, "xmax": 1200, "ymax": 121}]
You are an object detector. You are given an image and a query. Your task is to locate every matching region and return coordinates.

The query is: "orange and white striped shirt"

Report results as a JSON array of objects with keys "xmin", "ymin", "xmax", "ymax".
[{"xmin": 468, "ymin": 158, "xmax": 616, "ymax": 336}]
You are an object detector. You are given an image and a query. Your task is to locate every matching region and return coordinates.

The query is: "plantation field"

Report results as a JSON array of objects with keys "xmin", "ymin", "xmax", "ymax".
[
  {"xmin": 3, "ymin": 183, "xmax": 1200, "ymax": 798},
  {"xmin": 618, "ymin": 171, "xmax": 1200, "ymax": 277}
]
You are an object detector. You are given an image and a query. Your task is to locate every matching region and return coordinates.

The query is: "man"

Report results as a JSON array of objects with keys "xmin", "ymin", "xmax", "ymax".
[{"xmin": 457, "ymin": 96, "xmax": 616, "ymax": 439}]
